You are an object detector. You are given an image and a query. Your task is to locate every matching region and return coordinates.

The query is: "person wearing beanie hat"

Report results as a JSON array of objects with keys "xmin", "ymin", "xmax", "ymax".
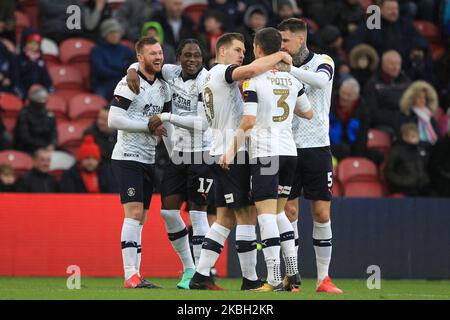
[
  {"xmin": 90, "ymin": 18, "xmax": 134, "ymax": 100},
  {"xmin": 17, "ymin": 27, "xmax": 53, "ymax": 98},
  {"xmin": 141, "ymin": 21, "xmax": 176, "ymax": 64},
  {"xmin": 14, "ymin": 84, "xmax": 57, "ymax": 155},
  {"xmin": 60, "ymin": 135, "xmax": 117, "ymax": 193}
]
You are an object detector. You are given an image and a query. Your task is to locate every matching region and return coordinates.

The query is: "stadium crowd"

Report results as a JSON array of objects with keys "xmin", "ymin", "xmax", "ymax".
[{"xmin": 0, "ymin": 0, "xmax": 449, "ymax": 197}]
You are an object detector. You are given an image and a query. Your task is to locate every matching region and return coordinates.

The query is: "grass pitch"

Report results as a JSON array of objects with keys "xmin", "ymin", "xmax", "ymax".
[{"xmin": 1, "ymin": 277, "xmax": 449, "ymax": 300}]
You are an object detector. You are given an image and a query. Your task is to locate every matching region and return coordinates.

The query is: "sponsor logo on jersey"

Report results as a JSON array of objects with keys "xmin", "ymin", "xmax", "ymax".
[
  {"xmin": 225, "ymin": 193, "xmax": 234, "ymax": 204},
  {"xmin": 127, "ymin": 188, "xmax": 136, "ymax": 197},
  {"xmin": 124, "ymin": 153, "xmax": 139, "ymax": 158}
]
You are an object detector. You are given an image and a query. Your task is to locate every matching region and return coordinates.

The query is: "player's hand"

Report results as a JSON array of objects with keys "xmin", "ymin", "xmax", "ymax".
[
  {"xmin": 126, "ymin": 69, "xmax": 140, "ymax": 94},
  {"xmin": 219, "ymin": 154, "xmax": 230, "ymax": 170},
  {"xmin": 275, "ymin": 62, "xmax": 291, "ymax": 72},
  {"xmin": 148, "ymin": 115, "xmax": 163, "ymax": 132},
  {"xmin": 153, "ymin": 124, "xmax": 167, "ymax": 137},
  {"xmin": 280, "ymin": 51, "xmax": 293, "ymax": 66}
]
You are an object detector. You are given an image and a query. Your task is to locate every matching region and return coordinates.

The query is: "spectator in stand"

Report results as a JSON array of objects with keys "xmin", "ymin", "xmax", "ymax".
[
  {"xmin": 329, "ymin": 0, "xmax": 364, "ymax": 38},
  {"xmin": 384, "ymin": 123, "xmax": 431, "ymax": 196},
  {"xmin": 14, "ymin": 85, "xmax": 57, "ymax": 155},
  {"xmin": 399, "ymin": 0, "xmax": 437, "ymax": 22},
  {"xmin": 0, "ymin": 41, "xmax": 20, "ymax": 96},
  {"xmin": 0, "ymin": 164, "xmax": 16, "ymax": 192},
  {"xmin": 197, "ymin": 10, "xmax": 225, "ymax": 67},
  {"xmin": 346, "ymin": 0, "xmax": 430, "ymax": 69},
  {"xmin": 429, "ymin": 123, "xmax": 450, "ymax": 197},
  {"xmin": 349, "ymin": 44, "xmax": 379, "ymax": 89},
  {"xmin": 0, "ymin": 115, "xmax": 12, "ymax": 150},
  {"xmin": 16, "ymin": 148, "xmax": 59, "ymax": 193},
  {"xmin": 400, "ymin": 80, "xmax": 441, "ymax": 144},
  {"xmin": 238, "ymin": 5, "xmax": 269, "ymax": 65},
  {"xmin": 152, "ymin": 0, "xmax": 196, "ymax": 49},
  {"xmin": 329, "ymin": 78, "xmax": 383, "ymax": 164},
  {"xmin": 206, "ymin": 0, "xmax": 242, "ymax": 31},
  {"xmin": 141, "ymin": 21, "xmax": 176, "ymax": 64},
  {"xmin": 113, "ymin": 0, "xmax": 157, "ymax": 41},
  {"xmin": 318, "ymin": 25, "xmax": 349, "ymax": 88},
  {"xmin": 433, "ymin": 38, "xmax": 450, "ymax": 111},
  {"xmin": 0, "ymin": 0, "xmax": 16, "ymax": 43},
  {"xmin": 363, "ymin": 50, "xmax": 411, "ymax": 137},
  {"xmin": 270, "ymin": 0, "xmax": 302, "ymax": 28},
  {"xmin": 90, "ymin": 19, "xmax": 134, "ymax": 100},
  {"xmin": 17, "ymin": 28, "xmax": 53, "ymax": 99},
  {"xmin": 83, "ymin": 0, "xmax": 113, "ymax": 39},
  {"xmin": 60, "ymin": 135, "xmax": 116, "ymax": 193},
  {"xmin": 83, "ymin": 106, "xmax": 117, "ymax": 163}
]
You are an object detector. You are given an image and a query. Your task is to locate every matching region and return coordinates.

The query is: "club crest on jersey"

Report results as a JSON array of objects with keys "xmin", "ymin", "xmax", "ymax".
[
  {"xmin": 242, "ymin": 79, "xmax": 250, "ymax": 91},
  {"xmin": 127, "ymin": 188, "xmax": 136, "ymax": 197}
]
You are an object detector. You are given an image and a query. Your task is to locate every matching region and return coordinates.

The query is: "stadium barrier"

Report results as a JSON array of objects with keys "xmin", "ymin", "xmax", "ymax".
[
  {"xmin": 0, "ymin": 194, "xmax": 228, "ymax": 277},
  {"xmin": 227, "ymin": 198, "xmax": 450, "ymax": 279}
]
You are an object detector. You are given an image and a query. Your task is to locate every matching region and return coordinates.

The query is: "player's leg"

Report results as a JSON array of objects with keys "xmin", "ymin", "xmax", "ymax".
[
  {"xmin": 303, "ymin": 147, "xmax": 342, "ymax": 293},
  {"xmin": 234, "ymin": 205, "xmax": 260, "ymax": 290},
  {"xmin": 250, "ymin": 157, "xmax": 283, "ymax": 292},
  {"xmin": 187, "ymin": 157, "xmax": 213, "ymax": 267},
  {"xmin": 160, "ymin": 157, "xmax": 196, "ymax": 282},
  {"xmin": 277, "ymin": 156, "xmax": 301, "ymax": 291}
]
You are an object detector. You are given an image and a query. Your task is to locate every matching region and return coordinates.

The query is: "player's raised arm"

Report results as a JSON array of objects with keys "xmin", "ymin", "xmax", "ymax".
[
  {"xmin": 231, "ymin": 51, "xmax": 292, "ymax": 81},
  {"xmin": 289, "ymin": 56, "xmax": 334, "ymax": 89}
]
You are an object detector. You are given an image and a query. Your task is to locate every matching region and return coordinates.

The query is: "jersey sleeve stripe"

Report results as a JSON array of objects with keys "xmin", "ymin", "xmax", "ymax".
[
  {"xmin": 163, "ymin": 101, "xmax": 172, "ymax": 113},
  {"xmin": 243, "ymin": 90, "xmax": 258, "ymax": 103},
  {"xmin": 112, "ymin": 95, "xmax": 132, "ymax": 111},
  {"xmin": 225, "ymin": 64, "xmax": 239, "ymax": 84},
  {"xmin": 316, "ymin": 63, "xmax": 334, "ymax": 80},
  {"xmin": 297, "ymin": 87, "xmax": 305, "ymax": 97}
]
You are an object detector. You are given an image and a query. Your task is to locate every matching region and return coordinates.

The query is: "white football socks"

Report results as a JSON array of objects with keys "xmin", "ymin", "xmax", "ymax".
[
  {"xmin": 277, "ymin": 212, "xmax": 298, "ymax": 276},
  {"xmin": 313, "ymin": 221, "xmax": 332, "ymax": 282},
  {"xmin": 258, "ymin": 214, "xmax": 281, "ymax": 287},
  {"xmin": 189, "ymin": 210, "xmax": 210, "ymax": 266},
  {"xmin": 235, "ymin": 224, "xmax": 258, "ymax": 281},
  {"xmin": 196, "ymin": 223, "xmax": 230, "ymax": 277},
  {"xmin": 161, "ymin": 209, "xmax": 195, "ymax": 271},
  {"xmin": 121, "ymin": 218, "xmax": 140, "ymax": 280}
]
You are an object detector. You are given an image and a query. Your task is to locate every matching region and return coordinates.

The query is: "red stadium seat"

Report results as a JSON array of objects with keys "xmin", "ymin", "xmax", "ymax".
[
  {"xmin": 0, "ymin": 150, "xmax": 33, "ymax": 176},
  {"xmin": 54, "ymin": 89, "xmax": 90, "ymax": 104},
  {"xmin": 413, "ymin": 20, "xmax": 444, "ymax": 59},
  {"xmin": 344, "ymin": 181, "xmax": 384, "ymax": 198},
  {"xmin": 49, "ymin": 65, "xmax": 83, "ymax": 90},
  {"xmin": 21, "ymin": 0, "xmax": 39, "ymax": 30},
  {"xmin": 367, "ymin": 129, "xmax": 392, "ymax": 155},
  {"xmin": 0, "ymin": 92, "xmax": 24, "ymax": 117},
  {"xmin": 59, "ymin": 38, "xmax": 95, "ymax": 64},
  {"xmin": 2, "ymin": 117, "xmax": 17, "ymax": 134},
  {"xmin": 184, "ymin": 4, "xmax": 208, "ymax": 31},
  {"xmin": 338, "ymin": 157, "xmax": 379, "ymax": 186},
  {"xmin": 68, "ymin": 93, "xmax": 107, "ymax": 120},
  {"xmin": 47, "ymin": 94, "xmax": 68, "ymax": 120},
  {"xmin": 42, "ymin": 38, "xmax": 61, "ymax": 66},
  {"xmin": 14, "ymin": 11, "xmax": 31, "ymax": 44},
  {"xmin": 360, "ymin": 0, "xmax": 374, "ymax": 12},
  {"xmin": 57, "ymin": 120, "xmax": 92, "ymax": 156}
]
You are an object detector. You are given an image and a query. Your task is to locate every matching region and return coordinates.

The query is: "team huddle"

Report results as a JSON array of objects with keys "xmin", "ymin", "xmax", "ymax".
[{"xmin": 108, "ymin": 18, "xmax": 342, "ymax": 293}]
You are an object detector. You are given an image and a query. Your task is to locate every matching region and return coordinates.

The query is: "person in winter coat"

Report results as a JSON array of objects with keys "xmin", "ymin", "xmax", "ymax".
[
  {"xmin": 90, "ymin": 19, "xmax": 134, "ymax": 100},
  {"xmin": 349, "ymin": 44, "xmax": 379, "ymax": 89},
  {"xmin": 17, "ymin": 28, "xmax": 53, "ymax": 99},
  {"xmin": 0, "ymin": 41, "xmax": 20, "ymax": 96},
  {"xmin": 14, "ymin": 85, "xmax": 57, "ymax": 155},
  {"xmin": 384, "ymin": 123, "xmax": 431, "ymax": 196},
  {"xmin": 16, "ymin": 148, "xmax": 59, "ymax": 193},
  {"xmin": 60, "ymin": 135, "xmax": 116, "ymax": 193},
  {"xmin": 141, "ymin": 21, "xmax": 176, "ymax": 64},
  {"xmin": 363, "ymin": 50, "xmax": 411, "ymax": 137},
  {"xmin": 399, "ymin": 80, "xmax": 441, "ymax": 144},
  {"xmin": 113, "ymin": 0, "xmax": 158, "ymax": 41},
  {"xmin": 0, "ymin": 164, "xmax": 17, "ymax": 192}
]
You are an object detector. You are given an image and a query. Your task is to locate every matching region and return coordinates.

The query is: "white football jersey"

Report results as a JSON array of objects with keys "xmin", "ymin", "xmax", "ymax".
[
  {"xmin": 202, "ymin": 64, "xmax": 244, "ymax": 156},
  {"xmin": 292, "ymin": 52, "xmax": 334, "ymax": 148},
  {"xmin": 243, "ymin": 70, "xmax": 305, "ymax": 159},
  {"xmin": 111, "ymin": 73, "xmax": 171, "ymax": 164},
  {"xmin": 161, "ymin": 65, "xmax": 212, "ymax": 152}
]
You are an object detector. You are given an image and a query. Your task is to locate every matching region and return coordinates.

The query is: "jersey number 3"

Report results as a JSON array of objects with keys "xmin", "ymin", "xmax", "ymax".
[{"xmin": 272, "ymin": 89, "xmax": 289, "ymax": 122}]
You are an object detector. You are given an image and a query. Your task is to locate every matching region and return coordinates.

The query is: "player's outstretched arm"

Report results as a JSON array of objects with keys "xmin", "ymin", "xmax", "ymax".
[
  {"xmin": 108, "ymin": 106, "xmax": 150, "ymax": 132},
  {"xmin": 157, "ymin": 112, "xmax": 209, "ymax": 131},
  {"xmin": 231, "ymin": 51, "xmax": 292, "ymax": 81},
  {"xmin": 289, "ymin": 66, "xmax": 330, "ymax": 89},
  {"xmin": 294, "ymin": 93, "xmax": 313, "ymax": 120}
]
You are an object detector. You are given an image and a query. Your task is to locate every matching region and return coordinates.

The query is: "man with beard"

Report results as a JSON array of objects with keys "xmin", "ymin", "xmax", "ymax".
[
  {"xmin": 108, "ymin": 37, "xmax": 170, "ymax": 289},
  {"xmin": 278, "ymin": 18, "xmax": 343, "ymax": 293},
  {"xmin": 126, "ymin": 39, "xmax": 214, "ymax": 289}
]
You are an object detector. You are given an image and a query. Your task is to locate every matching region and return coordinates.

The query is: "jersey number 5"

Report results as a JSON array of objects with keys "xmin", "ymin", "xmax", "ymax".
[
  {"xmin": 272, "ymin": 89, "xmax": 289, "ymax": 122},
  {"xmin": 203, "ymin": 87, "xmax": 214, "ymax": 126}
]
